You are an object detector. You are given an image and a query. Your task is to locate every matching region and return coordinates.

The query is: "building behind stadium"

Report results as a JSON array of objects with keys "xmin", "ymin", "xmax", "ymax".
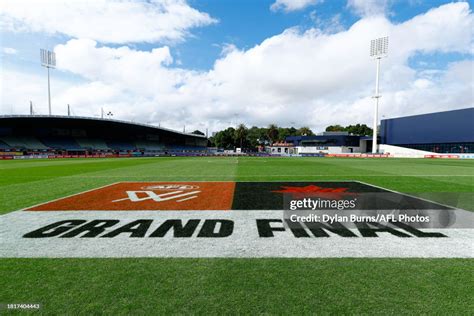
[{"xmin": 279, "ymin": 107, "xmax": 473, "ymax": 158}]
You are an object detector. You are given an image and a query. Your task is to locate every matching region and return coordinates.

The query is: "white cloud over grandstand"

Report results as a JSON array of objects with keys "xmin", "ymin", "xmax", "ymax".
[
  {"xmin": 0, "ymin": 69, "xmax": 75, "ymax": 115},
  {"xmin": 1, "ymin": 2, "xmax": 472, "ymax": 133},
  {"xmin": 0, "ymin": 0, "xmax": 217, "ymax": 44},
  {"xmin": 270, "ymin": 0, "xmax": 323, "ymax": 12}
]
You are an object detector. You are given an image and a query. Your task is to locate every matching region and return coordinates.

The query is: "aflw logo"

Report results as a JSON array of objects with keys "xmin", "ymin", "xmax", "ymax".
[{"xmin": 113, "ymin": 184, "xmax": 201, "ymax": 203}]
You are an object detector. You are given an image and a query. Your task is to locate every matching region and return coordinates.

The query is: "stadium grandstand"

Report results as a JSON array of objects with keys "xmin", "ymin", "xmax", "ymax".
[
  {"xmin": 0, "ymin": 115, "xmax": 208, "ymax": 159},
  {"xmin": 380, "ymin": 108, "xmax": 473, "ymax": 154},
  {"xmin": 279, "ymin": 107, "xmax": 473, "ymax": 158}
]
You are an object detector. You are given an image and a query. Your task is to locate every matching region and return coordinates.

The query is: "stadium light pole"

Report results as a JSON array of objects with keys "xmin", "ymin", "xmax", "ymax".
[
  {"xmin": 40, "ymin": 49, "xmax": 56, "ymax": 116},
  {"xmin": 370, "ymin": 37, "xmax": 388, "ymax": 154}
]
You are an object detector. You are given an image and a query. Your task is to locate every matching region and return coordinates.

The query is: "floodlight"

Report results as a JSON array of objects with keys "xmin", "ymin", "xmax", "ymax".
[
  {"xmin": 370, "ymin": 37, "xmax": 388, "ymax": 58},
  {"xmin": 369, "ymin": 37, "xmax": 389, "ymax": 153},
  {"xmin": 40, "ymin": 49, "xmax": 56, "ymax": 115},
  {"xmin": 40, "ymin": 49, "xmax": 56, "ymax": 68}
]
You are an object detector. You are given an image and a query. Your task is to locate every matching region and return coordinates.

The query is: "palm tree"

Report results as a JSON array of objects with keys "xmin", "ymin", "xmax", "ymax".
[
  {"xmin": 234, "ymin": 123, "xmax": 248, "ymax": 149},
  {"xmin": 267, "ymin": 124, "xmax": 279, "ymax": 144},
  {"xmin": 298, "ymin": 126, "xmax": 312, "ymax": 136}
]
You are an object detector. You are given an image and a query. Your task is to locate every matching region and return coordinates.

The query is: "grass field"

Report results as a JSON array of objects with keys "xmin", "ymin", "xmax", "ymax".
[{"xmin": 1, "ymin": 157, "xmax": 473, "ymax": 314}]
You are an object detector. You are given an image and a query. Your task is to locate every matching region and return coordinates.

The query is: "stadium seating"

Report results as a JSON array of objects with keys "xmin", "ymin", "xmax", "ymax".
[
  {"xmin": 39, "ymin": 137, "xmax": 82, "ymax": 150},
  {"xmin": 0, "ymin": 136, "xmax": 48, "ymax": 150},
  {"xmin": 106, "ymin": 140, "xmax": 136, "ymax": 151},
  {"xmin": 75, "ymin": 138, "xmax": 110, "ymax": 150},
  {"xmin": 167, "ymin": 145, "xmax": 207, "ymax": 152},
  {"xmin": 0, "ymin": 116, "xmax": 209, "ymax": 154},
  {"xmin": 134, "ymin": 140, "xmax": 164, "ymax": 151},
  {"xmin": 0, "ymin": 139, "xmax": 11, "ymax": 149}
]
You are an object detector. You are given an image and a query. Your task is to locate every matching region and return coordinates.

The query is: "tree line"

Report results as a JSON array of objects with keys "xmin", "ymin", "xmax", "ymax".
[
  {"xmin": 202, "ymin": 123, "xmax": 372, "ymax": 150},
  {"xmin": 325, "ymin": 124, "xmax": 373, "ymax": 136}
]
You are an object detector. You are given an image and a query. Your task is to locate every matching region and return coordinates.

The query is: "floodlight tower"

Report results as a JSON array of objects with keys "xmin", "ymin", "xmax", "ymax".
[
  {"xmin": 40, "ymin": 49, "xmax": 56, "ymax": 115},
  {"xmin": 369, "ymin": 37, "xmax": 388, "ymax": 153}
]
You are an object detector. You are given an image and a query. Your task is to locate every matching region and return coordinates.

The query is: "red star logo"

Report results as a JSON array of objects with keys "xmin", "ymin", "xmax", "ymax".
[{"xmin": 272, "ymin": 185, "xmax": 354, "ymax": 199}]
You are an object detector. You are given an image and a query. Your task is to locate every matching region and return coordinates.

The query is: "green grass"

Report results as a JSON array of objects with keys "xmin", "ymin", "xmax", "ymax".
[
  {"xmin": 1, "ymin": 157, "xmax": 472, "ymax": 213},
  {"xmin": 2, "ymin": 258, "xmax": 472, "ymax": 315},
  {"xmin": 1, "ymin": 157, "xmax": 473, "ymax": 314}
]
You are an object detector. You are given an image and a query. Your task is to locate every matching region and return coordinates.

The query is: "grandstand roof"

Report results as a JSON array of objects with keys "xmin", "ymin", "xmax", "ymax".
[{"xmin": 0, "ymin": 115, "xmax": 206, "ymax": 138}]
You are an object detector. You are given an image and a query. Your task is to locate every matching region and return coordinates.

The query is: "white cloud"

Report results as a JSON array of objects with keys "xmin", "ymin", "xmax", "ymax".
[
  {"xmin": 413, "ymin": 78, "xmax": 433, "ymax": 89},
  {"xmin": 380, "ymin": 59, "xmax": 474, "ymax": 118},
  {"xmin": 347, "ymin": 0, "xmax": 390, "ymax": 17},
  {"xmin": 0, "ymin": 69, "xmax": 75, "ymax": 115},
  {"xmin": 2, "ymin": 2, "xmax": 473, "ymax": 133},
  {"xmin": 0, "ymin": 0, "xmax": 217, "ymax": 44},
  {"xmin": 310, "ymin": 13, "xmax": 345, "ymax": 34},
  {"xmin": 271, "ymin": 0, "xmax": 323, "ymax": 12},
  {"xmin": 54, "ymin": 39, "xmax": 182, "ymax": 97},
  {"xmin": 2, "ymin": 47, "xmax": 17, "ymax": 54}
]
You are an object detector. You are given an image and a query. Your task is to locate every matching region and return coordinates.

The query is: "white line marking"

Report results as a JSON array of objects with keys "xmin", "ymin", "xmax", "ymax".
[
  {"xmin": 354, "ymin": 180, "xmax": 458, "ymax": 210},
  {"xmin": 20, "ymin": 182, "xmax": 121, "ymax": 211},
  {"xmin": 177, "ymin": 196, "xmax": 198, "ymax": 202}
]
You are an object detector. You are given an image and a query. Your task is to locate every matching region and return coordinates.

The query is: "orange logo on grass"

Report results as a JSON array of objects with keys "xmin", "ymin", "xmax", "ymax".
[
  {"xmin": 113, "ymin": 185, "xmax": 201, "ymax": 203},
  {"xmin": 27, "ymin": 182, "xmax": 235, "ymax": 211}
]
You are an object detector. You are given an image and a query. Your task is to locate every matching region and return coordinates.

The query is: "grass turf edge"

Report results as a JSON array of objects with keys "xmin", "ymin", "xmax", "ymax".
[{"xmin": 1, "ymin": 258, "xmax": 473, "ymax": 314}]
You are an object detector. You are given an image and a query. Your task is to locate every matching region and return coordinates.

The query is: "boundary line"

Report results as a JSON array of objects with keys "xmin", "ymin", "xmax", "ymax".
[
  {"xmin": 19, "ymin": 182, "xmax": 121, "ymax": 212},
  {"xmin": 355, "ymin": 180, "xmax": 457, "ymax": 210}
]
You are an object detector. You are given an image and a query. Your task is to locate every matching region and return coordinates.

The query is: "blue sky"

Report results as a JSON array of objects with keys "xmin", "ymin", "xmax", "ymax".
[
  {"xmin": 1, "ymin": 0, "xmax": 472, "ymax": 132},
  {"xmin": 2, "ymin": 0, "xmax": 466, "ymax": 72},
  {"xmin": 177, "ymin": 0, "xmax": 460, "ymax": 70}
]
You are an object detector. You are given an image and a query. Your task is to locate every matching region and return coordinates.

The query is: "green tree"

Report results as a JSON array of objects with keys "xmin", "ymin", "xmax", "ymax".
[
  {"xmin": 324, "ymin": 124, "xmax": 372, "ymax": 135},
  {"xmin": 267, "ymin": 124, "xmax": 279, "ymax": 144},
  {"xmin": 325, "ymin": 125, "xmax": 345, "ymax": 132},
  {"xmin": 247, "ymin": 126, "xmax": 267, "ymax": 149},
  {"xmin": 234, "ymin": 124, "xmax": 248, "ymax": 148},
  {"xmin": 297, "ymin": 127, "xmax": 313, "ymax": 136},
  {"xmin": 278, "ymin": 127, "xmax": 292, "ymax": 142},
  {"xmin": 345, "ymin": 124, "xmax": 373, "ymax": 136},
  {"xmin": 213, "ymin": 127, "xmax": 236, "ymax": 149}
]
